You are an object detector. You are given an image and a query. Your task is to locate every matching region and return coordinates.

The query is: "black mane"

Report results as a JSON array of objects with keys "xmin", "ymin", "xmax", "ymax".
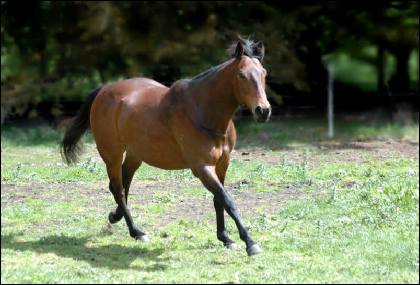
[
  {"xmin": 190, "ymin": 37, "xmax": 264, "ymax": 82},
  {"xmin": 228, "ymin": 36, "xmax": 265, "ymax": 62},
  {"xmin": 190, "ymin": 62, "xmax": 229, "ymax": 81}
]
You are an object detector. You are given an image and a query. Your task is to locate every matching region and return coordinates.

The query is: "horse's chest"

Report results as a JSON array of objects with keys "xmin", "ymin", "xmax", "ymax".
[
  {"xmin": 169, "ymin": 112, "xmax": 232, "ymax": 166},
  {"xmin": 176, "ymin": 131, "xmax": 228, "ymax": 166}
]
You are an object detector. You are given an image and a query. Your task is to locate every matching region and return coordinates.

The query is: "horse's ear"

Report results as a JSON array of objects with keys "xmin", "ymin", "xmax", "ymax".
[
  {"xmin": 234, "ymin": 41, "xmax": 244, "ymax": 58},
  {"xmin": 256, "ymin": 41, "xmax": 265, "ymax": 62}
]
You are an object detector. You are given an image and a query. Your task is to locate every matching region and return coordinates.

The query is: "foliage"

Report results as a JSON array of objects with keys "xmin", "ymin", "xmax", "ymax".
[{"xmin": 1, "ymin": 2, "xmax": 419, "ymax": 121}]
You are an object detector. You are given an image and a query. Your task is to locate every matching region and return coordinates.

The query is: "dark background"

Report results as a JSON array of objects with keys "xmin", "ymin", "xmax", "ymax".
[{"xmin": 1, "ymin": 1, "xmax": 418, "ymax": 125}]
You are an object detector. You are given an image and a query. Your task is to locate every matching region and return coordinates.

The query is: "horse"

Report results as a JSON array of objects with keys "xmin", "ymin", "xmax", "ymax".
[{"xmin": 60, "ymin": 38, "xmax": 271, "ymax": 256}]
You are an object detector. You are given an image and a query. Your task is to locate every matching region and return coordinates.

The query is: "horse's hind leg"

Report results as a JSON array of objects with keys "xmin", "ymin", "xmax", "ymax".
[
  {"xmin": 101, "ymin": 146, "xmax": 147, "ymax": 241},
  {"xmin": 109, "ymin": 151, "xmax": 142, "ymax": 224}
]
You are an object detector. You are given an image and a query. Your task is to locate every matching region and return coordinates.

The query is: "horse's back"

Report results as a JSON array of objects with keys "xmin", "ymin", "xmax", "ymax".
[{"xmin": 101, "ymin": 77, "xmax": 168, "ymax": 100}]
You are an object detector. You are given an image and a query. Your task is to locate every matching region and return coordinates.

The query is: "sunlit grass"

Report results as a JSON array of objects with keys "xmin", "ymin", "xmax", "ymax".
[
  {"xmin": 1, "ymin": 118, "xmax": 419, "ymax": 283},
  {"xmin": 2, "ymin": 156, "xmax": 418, "ymax": 283}
]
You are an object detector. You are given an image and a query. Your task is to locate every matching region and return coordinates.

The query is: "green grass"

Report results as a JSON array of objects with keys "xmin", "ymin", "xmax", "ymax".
[
  {"xmin": 235, "ymin": 116, "xmax": 419, "ymax": 149},
  {"xmin": 1, "ymin": 118, "xmax": 419, "ymax": 283}
]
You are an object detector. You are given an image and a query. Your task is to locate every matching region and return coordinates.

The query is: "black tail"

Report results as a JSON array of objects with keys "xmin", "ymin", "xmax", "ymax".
[{"xmin": 60, "ymin": 87, "xmax": 101, "ymax": 165}]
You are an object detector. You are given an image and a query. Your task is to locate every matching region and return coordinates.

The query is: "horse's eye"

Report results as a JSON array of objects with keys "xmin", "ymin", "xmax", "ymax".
[{"xmin": 238, "ymin": 72, "xmax": 246, "ymax": 79}]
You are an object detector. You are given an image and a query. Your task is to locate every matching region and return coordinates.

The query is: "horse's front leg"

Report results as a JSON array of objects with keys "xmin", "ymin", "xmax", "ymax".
[
  {"xmin": 194, "ymin": 165, "xmax": 262, "ymax": 256},
  {"xmin": 214, "ymin": 156, "xmax": 236, "ymax": 248},
  {"xmin": 213, "ymin": 197, "xmax": 236, "ymax": 248}
]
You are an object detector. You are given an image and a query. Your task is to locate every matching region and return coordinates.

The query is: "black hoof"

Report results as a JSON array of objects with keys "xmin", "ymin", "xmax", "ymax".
[
  {"xmin": 130, "ymin": 227, "xmax": 148, "ymax": 241},
  {"xmin": 108, "ymin": 211, "xmax": 122, "ymax": 224},
  {"xmin": 246, "ymin": 244, "xmax": 262, "ymax": 256}
]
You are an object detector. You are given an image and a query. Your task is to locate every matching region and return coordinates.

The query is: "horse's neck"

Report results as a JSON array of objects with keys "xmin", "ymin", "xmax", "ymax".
[{"xmin": 188, "ymin": 62, "xmax": 238, "ymax": 137}]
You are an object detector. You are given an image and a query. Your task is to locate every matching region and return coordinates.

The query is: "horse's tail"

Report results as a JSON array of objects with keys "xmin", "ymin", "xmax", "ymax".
[{"xmin": 60, "ymin": 87, "xmax": 101, "ymax": 165}]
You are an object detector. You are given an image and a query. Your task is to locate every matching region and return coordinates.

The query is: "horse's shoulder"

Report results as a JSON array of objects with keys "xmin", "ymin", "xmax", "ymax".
[
  {"xmin": 164, "ymin": 79, "xmax": 191, "ymax": 105},
  {"xmin": 169, "ymin": 79, "xmax": 190, "ymax": 92}
]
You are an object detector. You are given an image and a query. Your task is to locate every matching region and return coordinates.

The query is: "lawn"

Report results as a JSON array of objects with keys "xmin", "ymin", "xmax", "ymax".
[{"xmin": 1, "ymin": 116, "xmax": 419, "ymax": 283}]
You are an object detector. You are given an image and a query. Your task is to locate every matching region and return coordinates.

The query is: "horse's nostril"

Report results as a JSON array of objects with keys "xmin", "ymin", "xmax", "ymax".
[
  {"xmin": 263, "ymin": 108, "xmax": 270, "ymax": 117},
  {"xmin": 255, "ymin": 106, "xmax": 263, "ymax": 116},
  {"xmin": 254, "ymin": 106, "xmax": 271, "ymax": 122}
]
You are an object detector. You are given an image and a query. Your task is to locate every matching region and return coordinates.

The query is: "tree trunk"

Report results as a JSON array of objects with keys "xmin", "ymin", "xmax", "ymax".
[
  {"xmin": 377, "ymin": 43, "xmax": 385, "ymax": 95},
  {"xmin": 389, "ymin": 46, "xmax": 411, "ymax": 93}
]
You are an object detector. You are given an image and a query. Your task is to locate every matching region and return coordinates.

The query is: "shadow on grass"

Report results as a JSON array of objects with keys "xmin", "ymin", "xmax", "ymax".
[{"xmin": 1, "ymin": 233, "xmax": 171, "ymax": 271}]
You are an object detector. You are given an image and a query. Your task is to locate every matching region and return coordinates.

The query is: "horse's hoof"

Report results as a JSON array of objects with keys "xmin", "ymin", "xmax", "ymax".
[
  {"xmin": 246, "ymin": 244, "xmax": 262, "ymax": 256},
  {"xmin": 135, "ymin": 235, "xmax": 150, "ymax": 243},
  {"xmin": 108, "ymin": 212, "xmax": 121, "ymax": 224},
  {"xmin": 225, "ymin": 242, "xmax": 240, "ymax": 250}
]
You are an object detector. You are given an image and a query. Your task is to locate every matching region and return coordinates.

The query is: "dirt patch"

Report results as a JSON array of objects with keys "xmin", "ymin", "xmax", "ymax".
[
  {"xmin": 1, "ymin": 180, "xmax": 308, "ymax": 228},
  {"xmin": 233, "ymin": 139, "xmax": 419, "ymax": 166},
  {"xmin": 2, "ymin": 139, "xmax": 417, "ymax": 228},
  {"xmin": 159, "ymin": 186, "xmax": 312, "ymax": 226}
]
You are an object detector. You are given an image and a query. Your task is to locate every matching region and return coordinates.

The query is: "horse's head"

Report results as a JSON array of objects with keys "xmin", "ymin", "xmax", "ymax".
[{"xmin": 231, "ymin": 38, "xmax": 271, "ymax": 122}]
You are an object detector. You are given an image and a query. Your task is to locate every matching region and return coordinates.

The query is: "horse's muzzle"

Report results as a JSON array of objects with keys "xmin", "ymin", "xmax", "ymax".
[{"xmin": 254, "ymin": 106, "xmax": 271, "ymax": 122}]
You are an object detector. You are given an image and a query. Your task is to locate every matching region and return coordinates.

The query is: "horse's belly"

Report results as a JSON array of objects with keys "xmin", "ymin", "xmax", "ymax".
[
  {"xmin": 127, "ymin": 137, "xmax": 188, "ymax": 170},
  {"xmin": 142, "ymin": 149, "xmax": 188, "ymax": 170}
]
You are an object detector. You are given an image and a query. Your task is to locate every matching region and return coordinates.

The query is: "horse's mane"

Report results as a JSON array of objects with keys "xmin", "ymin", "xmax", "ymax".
[
  {"xmin": 228, "ymin": 36, "xmax": 265, "ymax": 62},
  {"xmin": 190, "ymin": 62, "xmax": 229, "ymax": 81},
  {"xmin": 190, "ymin": 36, "xmax": 264, "ymax": 82}
]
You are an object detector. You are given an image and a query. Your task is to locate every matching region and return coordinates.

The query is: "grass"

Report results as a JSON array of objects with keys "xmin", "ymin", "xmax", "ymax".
[{"xmin": 1, "ymin": 117, "xmax": 419, "ymax": 283}]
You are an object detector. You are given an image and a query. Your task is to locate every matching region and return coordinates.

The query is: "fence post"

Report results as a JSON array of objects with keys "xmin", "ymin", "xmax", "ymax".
[{"xmin": 327, "ymin": 63, "xmax": 334, "ymax": 139}]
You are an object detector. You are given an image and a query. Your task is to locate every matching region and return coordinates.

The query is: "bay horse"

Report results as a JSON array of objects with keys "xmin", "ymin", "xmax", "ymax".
[{"xmin": 61, "ymin": 38, "xmax": 271, "ymax": 256}]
